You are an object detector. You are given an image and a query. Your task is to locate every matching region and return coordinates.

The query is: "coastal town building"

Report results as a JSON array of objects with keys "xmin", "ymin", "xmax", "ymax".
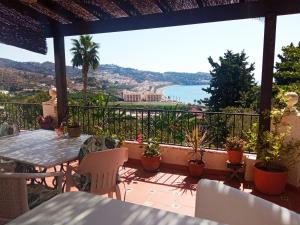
[
  {"xmin": 122, "ymin": 90, "xmax": 162, "ymax": 102},
  {"xmin": 144, "ymin": 92, "xmax": 162, "ymax": 102},
  {"xmin": 122, "ymin": 91, "xmax": 142, "ymax": 102}
]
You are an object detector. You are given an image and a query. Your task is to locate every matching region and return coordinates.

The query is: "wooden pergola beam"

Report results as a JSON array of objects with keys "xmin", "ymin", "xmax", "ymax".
[
  {"xmin": 53, "ymin": 35, "xmax": 67, "ymax": 124},
  {"xmin": 73, "ymin": 0, "xmax": 112, "ymax": 20},
  {"xmin": 195, "ymin": 0, "xmax": 204, "ymax": 8},
  {"xmin": 111, "ymin": 0, "xmax": 141, "ymax": 16},
  {"xmin": 259, "ymin": 14, "xmax": 277, "ymax": 133},
  {"xmin": 0, "ymin": 0, "xmax": 58, "ymax": 27},
  {"xmin": 45, "ymin": 0, "xmax": 300, "ymax": 38},
  {"xmin": 38, "ymin": 0, "xmax": 82, "ymax": 23},
  {"xmin": 153, "ymin": 0, "xmax": 172, "ymax": 13}
]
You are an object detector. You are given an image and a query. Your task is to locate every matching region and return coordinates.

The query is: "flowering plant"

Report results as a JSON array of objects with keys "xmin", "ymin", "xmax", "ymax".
[{"xmin": 37, "ymin": 115, "xmax": 56, "ymax": 130}]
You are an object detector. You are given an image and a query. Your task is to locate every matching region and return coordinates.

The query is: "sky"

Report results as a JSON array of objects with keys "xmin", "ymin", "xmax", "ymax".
[{"xmin": 0, "ymin": 14, "xmax": 299, "ymax": 82}]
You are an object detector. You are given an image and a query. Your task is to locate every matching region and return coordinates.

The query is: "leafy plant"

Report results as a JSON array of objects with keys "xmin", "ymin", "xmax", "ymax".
[
  {"xmin": 66, "ymin": 115, "xmax": 80, "ymax": 127},
  {"xmin": 185, "ymin": 127, "xmax": 207, "ymax": 164},
  {"xmin": 224, "ymin": 136, "xmax": 245, "ymax": 152},
  {"xmin": 245, "ymin": 108, "xmax": 300, "ymax": 171},
  {"xmin": 143, "ymin": 138, "xmax": 160, "ymax": 158}
]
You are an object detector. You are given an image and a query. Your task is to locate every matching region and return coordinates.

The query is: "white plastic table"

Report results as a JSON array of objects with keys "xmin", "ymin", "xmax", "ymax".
[
  {"xmin": 8, "ymin": 192, "xmax": 224, "ymax": 225},
  {"xmin": 0, "ymin": 130, "xmax": 89, "ymax": 168}
]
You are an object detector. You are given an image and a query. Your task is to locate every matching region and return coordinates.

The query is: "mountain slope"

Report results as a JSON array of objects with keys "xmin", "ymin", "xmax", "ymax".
[{"xmin": 0, "ymin": 58, "xmax": 210, "ymax": 85}]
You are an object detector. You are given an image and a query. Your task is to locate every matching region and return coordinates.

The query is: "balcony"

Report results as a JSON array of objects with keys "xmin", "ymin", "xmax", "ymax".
[{"xmin": 0, "ymin": 102, "xmax": 299, "ymax": 225}]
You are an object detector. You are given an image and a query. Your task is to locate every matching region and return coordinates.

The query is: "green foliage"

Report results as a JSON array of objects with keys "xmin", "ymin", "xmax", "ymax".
[
  {"xmin": 245, "ymin": 107, "xmax": 300, "ymax": 170},
  {"xmin": 143, "ymin": 138, "xmax": 160, "ymax": 157},
  {"xmin": 273, "ymin": 84, "xmax": 300, "ymax": 109},
  {"xmin": 0, "ymin": 93, "xmax": 10, "ymax": 102},
  {"xmin": 185, "ymin": 127, "xmax": 207, "ymax": 163},
  {"xmin": 71, "ymin": 35, "xmax": 100, "ymax": 101},
  {"xmin": 274, "ymin": 42, "xmax": 300, "ymax": 85},
  {"xmin": 23, "ymin": 91, "xmax": 50, "ymax": 103},
  {"xmin": 202, "ymin": 50, "xmax": 257, "ymax": 111},
  {"xmin": 224, "ymin": 136, "xmax": 245, "ymax": 152}
]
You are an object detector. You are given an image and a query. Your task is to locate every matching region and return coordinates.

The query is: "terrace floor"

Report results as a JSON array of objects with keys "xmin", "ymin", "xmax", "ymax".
[{"xmin": 114, "ymin": 162, "xmax": 300, "ymax": 216}]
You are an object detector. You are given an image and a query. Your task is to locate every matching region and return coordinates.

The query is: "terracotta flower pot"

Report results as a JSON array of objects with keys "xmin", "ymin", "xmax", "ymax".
[
  {"xmin": 188, "ymin": 161, "xmax": 205, "ymax": 177},
  {"xmin": 227, "ymin": 150, "xmax": 243, "ymax": 164},
  {"xmin": 68, "ymin": 126, "xmax": 81, "ymax": 138},
  {"xmin": 141, "ymin": 155, "xmax": 161, "ymax": 172},
  {"xmin": 254, "ymin": 162, "xmax": 288, "ymax": 195}
]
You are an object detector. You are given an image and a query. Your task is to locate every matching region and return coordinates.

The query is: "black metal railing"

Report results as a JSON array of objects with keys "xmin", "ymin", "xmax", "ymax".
[
  {"xmin": 0, "ymin": 102, "xmax": 259, "ymax": 151},
  {"xmin": 0, "ymin": 102, "xmax": 42, "ymax": 130},
  {"xmin": 68, "ymin": 105, "xmax": 259, "ymax": 151}
]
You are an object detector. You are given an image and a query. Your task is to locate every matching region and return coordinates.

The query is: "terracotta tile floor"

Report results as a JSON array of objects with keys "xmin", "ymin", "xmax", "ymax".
[
  {"xmin": 114, "ymin": 162, "xmax": 300, "ymax": 216},
  {"xmin": 64, "ymin": 161, "xmax": 299, "ymax": 216}
]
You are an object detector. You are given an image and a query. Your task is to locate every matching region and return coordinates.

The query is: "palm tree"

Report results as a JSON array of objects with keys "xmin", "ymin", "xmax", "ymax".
[{"xmin": 71, "ymin": 35, "xmax": 100, "ymax": 102}]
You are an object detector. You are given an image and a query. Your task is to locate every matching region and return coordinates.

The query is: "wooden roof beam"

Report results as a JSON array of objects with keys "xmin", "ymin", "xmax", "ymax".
[
  {"xmin": 111, "ymin": 0, "xmax": 142, "ymax": 16},
  {"xmin": 0, "ymin": 0, "xmax": 58, "ymax": 26},
  {"xmin": 73, "ymin": 0, "xmax": 113, "ymax": 20},
  {"xmin": 195, "ymin": 0, "xmax": 204, "ymax": 8},
  {"xmin": 37, "ymin": 0, "xmax": 83, "ymax": 23},
  {"xmin": 153, "ymin": 0, "xmax": 172, "ymax": 13},
  {"xmin": 46, "ymin": 0, "xmax": 300, "ymax": 37}
]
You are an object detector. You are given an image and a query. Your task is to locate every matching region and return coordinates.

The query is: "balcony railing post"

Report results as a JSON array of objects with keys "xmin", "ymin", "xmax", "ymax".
[{"xmin": 147, "ymin": 110, "xmax": 150, "ymax": 140}]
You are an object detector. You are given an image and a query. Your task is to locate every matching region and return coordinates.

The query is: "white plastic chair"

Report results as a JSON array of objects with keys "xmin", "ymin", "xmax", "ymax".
[
  {"xmin": 66, "ymin": 147, "xmax": 128, "ymax": 200},
  {"xmin": 195, "ymin": 179, "xmax": 300, "ymax": 225}
]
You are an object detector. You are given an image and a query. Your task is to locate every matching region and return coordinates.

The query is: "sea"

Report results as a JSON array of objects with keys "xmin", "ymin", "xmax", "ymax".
[{"xmin": 162, "ymin": 85, "xmax": 210, "ymax": 104}]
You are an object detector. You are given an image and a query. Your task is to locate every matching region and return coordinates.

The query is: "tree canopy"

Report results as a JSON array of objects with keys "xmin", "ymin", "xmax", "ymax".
[
  {"xmin": 274, "ymin": 42, "xmax": 300, "ymax": 85},
  {"xmin": 71, "ymin": 35, "xmax": 100, "ymax": 101},
  {"xmin": 202, "ymin": 50, "xmax": 256, "ymax": 111}
]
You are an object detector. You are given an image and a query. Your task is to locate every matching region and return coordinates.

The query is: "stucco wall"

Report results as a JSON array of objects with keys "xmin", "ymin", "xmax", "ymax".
[
  {"xmin": 122, "ymin": 141, "xmax": 256, "ymax": 179},
  {"xmin": 123, "ymin": 141, "xmax": 300, "ymax": 188},
  {"xmin": 279, "ymin": 113, "xmax": 300, "ymax": 187}
]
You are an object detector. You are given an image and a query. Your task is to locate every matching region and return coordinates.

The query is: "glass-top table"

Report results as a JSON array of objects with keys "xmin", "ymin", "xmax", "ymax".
[{"xmin": 0, "ymin": 129, "xmax": 89, "ymax": 168}]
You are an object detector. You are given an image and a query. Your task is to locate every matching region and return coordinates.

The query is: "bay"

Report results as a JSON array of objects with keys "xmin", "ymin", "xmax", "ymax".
[{"xmin": 162, "ymin": 85, "xmax": 210, "ymax": 104}]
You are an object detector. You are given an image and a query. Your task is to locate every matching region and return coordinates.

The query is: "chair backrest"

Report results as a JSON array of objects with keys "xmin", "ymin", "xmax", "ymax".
[
  {"xmin": 78, "ymin": 147, "xmax": 128, "ymax": 195},
  {"xmin": 0, "ymin": 175, "xmax": 29, "ymax": 222},
  {"xmin": 195, "ymin": 179, "xmax": 300, "ymax": 225}
]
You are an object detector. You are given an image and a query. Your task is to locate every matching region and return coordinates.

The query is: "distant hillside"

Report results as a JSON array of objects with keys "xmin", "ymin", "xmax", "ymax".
[
  {"xmin": 99, "ymin": 64, "xmax": 210, "ymax": 85},
  {"xmin": 0, "ymin": 58, "xmax": 80, "ymax": 77},
  {"xmin": 0, "ymin": 58, "xmax": 210, "ymax": 85}
]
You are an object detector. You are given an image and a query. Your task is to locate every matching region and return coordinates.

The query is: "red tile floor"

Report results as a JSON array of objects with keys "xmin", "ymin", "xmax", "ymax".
[{"xmin": 114, "ymin": 162, "xmax": 300, "ymax": 216}]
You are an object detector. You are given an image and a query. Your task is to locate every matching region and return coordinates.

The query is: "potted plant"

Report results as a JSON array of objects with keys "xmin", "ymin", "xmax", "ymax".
[
  {"xmin": 37, "ymin": 115, "xmax": 56, "ymax": 130},
  {"xmin": 68, "ymin": 122, "xmax": 81, "ymax": 138},
  {"xmin": 185, "ymin": 127, "xmax": 207, "ymax": 177},
  {"xmin": 246, "ymin": 109, "xmax": 300, "ymax": 195},
  {"xmin": 68, "ymin": 121, "xmax": 81, "ymax": 138},
  {"xmin": 224, "ymin": 136, "xmax": 245, "ymax": 164},
  {"xmin": 140, "ymin": 138, "xmax": 161, "ymax": 172}
]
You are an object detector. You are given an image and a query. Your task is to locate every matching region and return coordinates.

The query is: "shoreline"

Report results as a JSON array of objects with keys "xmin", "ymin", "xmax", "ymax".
[{"xmin": 155, "ymin": 84, "xmax": 175, "ymax": 95}]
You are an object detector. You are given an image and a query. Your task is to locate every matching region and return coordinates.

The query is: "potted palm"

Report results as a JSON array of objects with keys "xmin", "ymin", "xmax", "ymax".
[
  {"xmin": 224, "ymin": 136, "xmax": 245, "ymax": 164},
  {"xmin": 246, "ymin": 109, "xmax": 300, "ymax": 195},
  {"xmin": 185, "ymin": 127, "xmax": 207, "ymax": 177},
  {"xmin": 140, "ymin": 138, "xmax": 161, "ymax": 172}
]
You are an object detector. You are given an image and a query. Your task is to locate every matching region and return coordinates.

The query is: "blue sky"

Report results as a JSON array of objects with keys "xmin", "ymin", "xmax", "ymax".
[{"xmin": 0, "ymin": 14, "xmax": 299, "ymax": 82}]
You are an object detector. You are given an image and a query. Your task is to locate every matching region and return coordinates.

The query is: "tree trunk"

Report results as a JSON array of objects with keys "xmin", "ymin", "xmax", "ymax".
[{"xmin": 82, "ymin": 63, "xmax": 89, "ymax": 103}]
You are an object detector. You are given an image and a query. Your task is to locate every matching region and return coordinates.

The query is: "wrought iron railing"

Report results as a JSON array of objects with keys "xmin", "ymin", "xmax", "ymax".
[
  {"xmin": 68, "ymin": 105, "xmax": 259, "ymax": 151},
  {"xmin": 0, "ymin": 102, "xmax": 42, "ymax": 130},
  {"xmin": 0, "ymin": 102, "xmax": 259, "ymax": 151}
]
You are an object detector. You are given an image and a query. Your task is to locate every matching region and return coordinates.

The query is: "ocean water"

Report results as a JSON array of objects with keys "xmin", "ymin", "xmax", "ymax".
[{"xmin": 162, "ymin": 85, "xmax": 210, "ymax": 104}]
